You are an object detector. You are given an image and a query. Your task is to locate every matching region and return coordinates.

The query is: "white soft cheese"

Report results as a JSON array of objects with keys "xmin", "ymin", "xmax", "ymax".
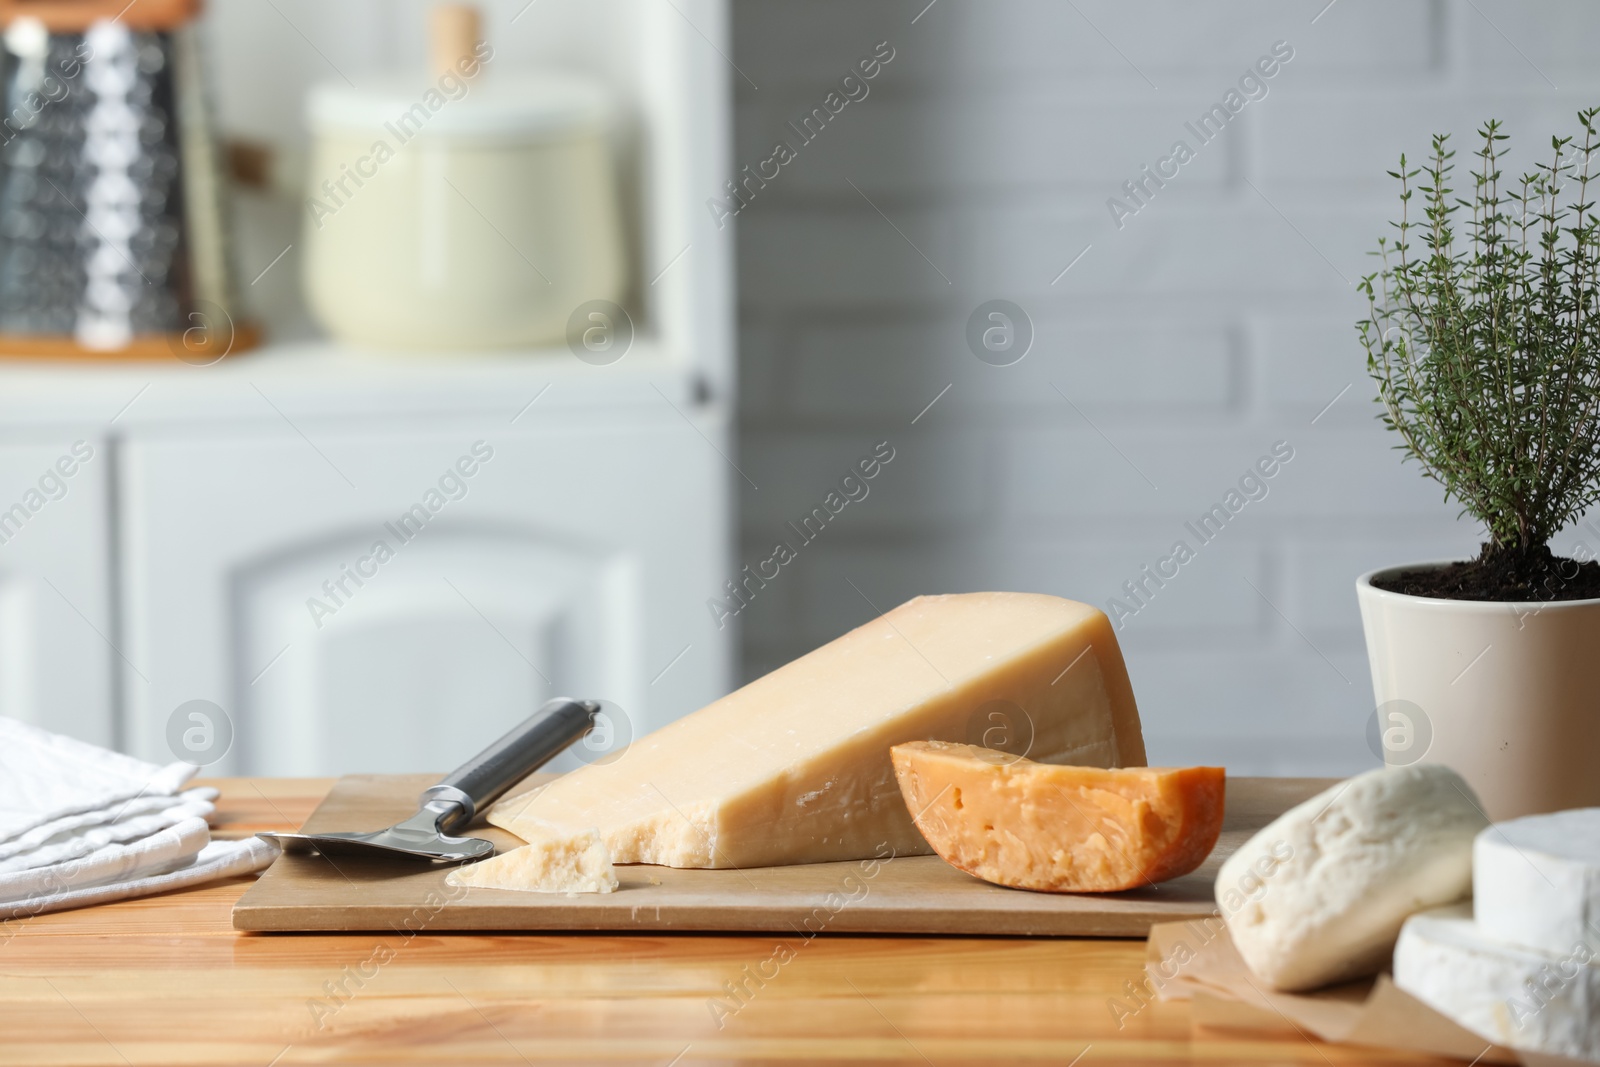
[
  {"xmin": 1218, "ymin": 763, "xmax": 1488, "ymax": 992},
  {"xmin": 1476, "ymin": 809, "xmax": 1600, "ymax": 957},
  {"xmin": 1395, "ymin": 905, "xmax": 1600, "ymax": 1063}
]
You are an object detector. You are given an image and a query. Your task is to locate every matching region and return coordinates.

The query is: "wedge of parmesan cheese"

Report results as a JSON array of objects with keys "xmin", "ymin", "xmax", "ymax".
[
  {"xmin": 490, "ymin": 592, "xmax": 1145, "ymax": 868},
  {"xmin": 446, "ymin": 823, "xmax": 617, "ymax": 895}
]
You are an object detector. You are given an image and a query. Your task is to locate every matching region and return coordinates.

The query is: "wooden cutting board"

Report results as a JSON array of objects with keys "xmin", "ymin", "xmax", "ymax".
[{"xmin": 232, "ymin": 773, "xmax": 1334, "ymax": 937}]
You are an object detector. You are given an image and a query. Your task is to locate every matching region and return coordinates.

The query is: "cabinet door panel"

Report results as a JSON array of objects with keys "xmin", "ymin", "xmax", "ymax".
[
  {"xmin": 0, "ymin": 436, "xmax": 113, "ymax": 745},
  {"xmin": 121, "ymin": 410, "xmax": 732, "ymax": 775},
  {"xmin": 235, "ymin": 529, "xmax": 639, "ymax": 775}
]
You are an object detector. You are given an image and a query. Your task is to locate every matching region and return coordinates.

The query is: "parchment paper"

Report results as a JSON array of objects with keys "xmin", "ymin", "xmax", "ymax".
[{"xmin": 1144, "ymin": 919, "xmax": 1521, "ymax": 1064}]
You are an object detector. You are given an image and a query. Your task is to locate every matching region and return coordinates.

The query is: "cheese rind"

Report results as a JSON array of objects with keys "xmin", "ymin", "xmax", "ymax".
[
  {"xmin": 1475, "ymin": 808, "xmax": 1600, "ymax": 957},
  {"xmin": 490, "ymin": 593, "xmax": 1145, "ymax": 868},
  {"xmin": 1395, "ymin": 905, "xmax": 1600, "ymax": 1062},
  {"xmin": 445, "ymin": 824, "xmax": 618, "ymax": 895},
  {"xmin": 891, "ymin": 740, "xmax": 1224, "ymax": 892},
  {"xmin": 1218, "ymin": 764, "xmax": 1488, "ymax": 992}
]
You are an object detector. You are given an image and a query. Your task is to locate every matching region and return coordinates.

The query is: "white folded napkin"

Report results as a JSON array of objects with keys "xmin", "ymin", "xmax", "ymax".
[
  {"xmin": 0, "ymin": 716, "xmax": 279, "ymax": 918},
  {"xmin": 0, "ymin": 787, "xmax": 215, "ymax": 862},
  {"xmin": 0, "ymin": 838, "xmax": 277, "ymax": 921},
  {"xmin": 0, "ymin": 815, "xmax": 214, "ymax": 905},
  {"xmin": 0, "ymin": 789, "xmax": 218, "ymax": 874},
  {"xmin": 0, "ymin": 717, "xmax": 195, "ymax": 842}
]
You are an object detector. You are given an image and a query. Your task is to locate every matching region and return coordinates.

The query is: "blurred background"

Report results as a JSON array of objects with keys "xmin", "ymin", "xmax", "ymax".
[{"xmin": 0, "ymin": 0, "xmax": 1588, "ymax": 778}]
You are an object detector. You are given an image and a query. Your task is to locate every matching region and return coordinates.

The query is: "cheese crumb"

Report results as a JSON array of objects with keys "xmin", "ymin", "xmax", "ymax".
[{"xmin": 446, "ymin": 824, "xmax": 618, "ymax": 896}]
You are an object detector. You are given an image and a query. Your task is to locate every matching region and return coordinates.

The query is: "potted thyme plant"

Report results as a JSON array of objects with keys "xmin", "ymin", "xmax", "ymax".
[{"xmin": 1356, "ymin": 111, "xmax": 1600, "ymax": 819}]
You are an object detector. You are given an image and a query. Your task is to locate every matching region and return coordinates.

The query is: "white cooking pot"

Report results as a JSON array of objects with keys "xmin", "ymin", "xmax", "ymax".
[{"xmin": 303, "ymin": 71, "xmax": 625, "ymax": 349}]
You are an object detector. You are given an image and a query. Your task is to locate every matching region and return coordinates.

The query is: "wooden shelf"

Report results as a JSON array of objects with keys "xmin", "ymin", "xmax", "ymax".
[{"xmin": 0, "ymin": 336, "xmax": 712, "ymax": 430}]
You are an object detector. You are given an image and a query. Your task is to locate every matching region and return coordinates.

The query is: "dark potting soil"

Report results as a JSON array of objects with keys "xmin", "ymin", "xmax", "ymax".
[{"xmin": 1372, "ymin": 543, "xmax": 1600, "ymax": 603}]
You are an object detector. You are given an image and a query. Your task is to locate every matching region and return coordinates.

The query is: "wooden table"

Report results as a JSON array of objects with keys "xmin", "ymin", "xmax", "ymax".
[{"xmin": 0, "ymin": 778, "xmax": 1467, "ymax": 1066}]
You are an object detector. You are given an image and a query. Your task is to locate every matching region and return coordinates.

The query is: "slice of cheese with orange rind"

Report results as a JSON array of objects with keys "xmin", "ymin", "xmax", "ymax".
[{"xmin": 891, "ymin": 740, "xmax": 1224, "ymax": 892}]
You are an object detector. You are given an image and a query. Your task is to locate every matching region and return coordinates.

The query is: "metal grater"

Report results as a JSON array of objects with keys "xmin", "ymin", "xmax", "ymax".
[{"xmin": 0, "ymin": 0, "xmax": 250, "ymax": 361}]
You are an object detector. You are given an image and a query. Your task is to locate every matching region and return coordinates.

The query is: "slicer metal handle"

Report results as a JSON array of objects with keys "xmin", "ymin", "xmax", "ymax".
[{"xmin": 420, "ymin": 697, "xmax": 599, "ymax": 831}]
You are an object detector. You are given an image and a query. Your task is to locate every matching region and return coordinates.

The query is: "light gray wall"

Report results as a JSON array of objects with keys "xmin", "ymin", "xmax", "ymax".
[{"xmin": 728, "ymin": 0, "xmax": 1600, "ymax": 775}]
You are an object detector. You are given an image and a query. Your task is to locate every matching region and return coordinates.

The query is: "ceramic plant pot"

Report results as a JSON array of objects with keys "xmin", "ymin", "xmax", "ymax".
[{"xmin": 1357, "ymin": 563, "xmax": 1600, "ymax": 820}]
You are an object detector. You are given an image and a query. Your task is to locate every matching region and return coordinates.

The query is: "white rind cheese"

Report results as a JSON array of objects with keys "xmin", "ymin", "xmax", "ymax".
[
  {"xmin": 490, "ymin": 593, "xmax": 1145, "ymax": 868},
  {"xmin": 1476, "ymin": 809, "xmax": 1600, "ymax": 957},
  {"xmin": 1396, "ymin": 905, "xmax": 1600, "ymax": 1063},
  {"xmin": 1219, "ymin": 763, "xmax": 1488, "ymax": 992},
  {"xmin": 445, "ymin": 823, "xmax": 618, "ymax": 895}
]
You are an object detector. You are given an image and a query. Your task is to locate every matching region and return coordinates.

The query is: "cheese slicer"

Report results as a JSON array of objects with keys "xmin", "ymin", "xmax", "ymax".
[{"xmin": 258, "ymin": 697, "xmax": 599, "ymax": 865}]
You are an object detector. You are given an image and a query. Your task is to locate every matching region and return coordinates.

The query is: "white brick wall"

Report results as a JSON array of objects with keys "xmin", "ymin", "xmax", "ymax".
[{"xmin": 730, "ymin": 0, "xmax": 1593, "ymax": 774}]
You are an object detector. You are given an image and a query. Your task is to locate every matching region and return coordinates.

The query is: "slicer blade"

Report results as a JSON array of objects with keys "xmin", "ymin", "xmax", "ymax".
[
  {"xmin": 257, "ymin": 829, "xmax": 494, "ymax": 864},
  {"xmin": 257, "ymin": 798, "xmax": 495, "ymax": 864}
]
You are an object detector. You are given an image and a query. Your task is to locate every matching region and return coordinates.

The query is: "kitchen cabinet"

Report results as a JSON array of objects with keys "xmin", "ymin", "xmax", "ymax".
[
  {"xmin": 0, "ymin": 355, "xmax": 737, "ymax": 776},
  {"xmin": 121, "ymin": 399, "xmax": 732, "ymax": 777},
  {"xmin": 120, "ymin": 404, "xmax": 732, "ymax": 776},
  {"xmin": 0, "ymin": 0, "xmax": 737, "ymax": 771},
  {"xmin": 0, "ymin": 435, "xmax": 114, "ymax": 746}
]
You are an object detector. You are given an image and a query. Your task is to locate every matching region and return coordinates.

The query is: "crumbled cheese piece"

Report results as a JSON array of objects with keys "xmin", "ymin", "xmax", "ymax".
[{"xmin": 446, "ymin": 823, "xmax": 617, "ymax": 895}]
